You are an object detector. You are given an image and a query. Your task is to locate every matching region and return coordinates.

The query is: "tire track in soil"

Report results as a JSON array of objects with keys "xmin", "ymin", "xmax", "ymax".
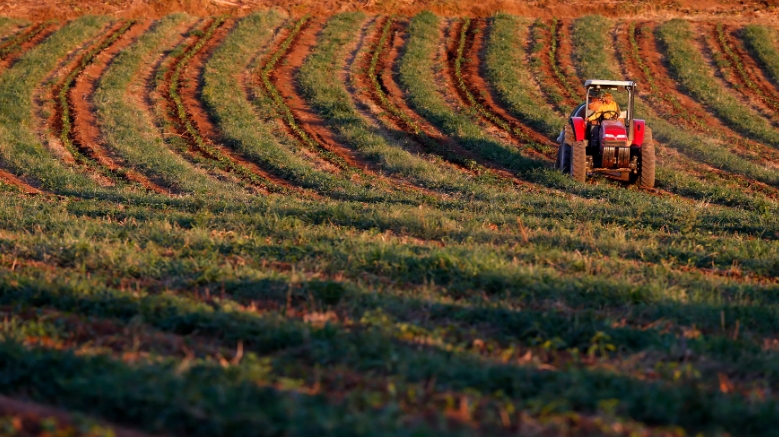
[
  {"xmin": 0, "ymin": 396, "xmax": 157, "ymax": 437},
  {"xmin": 69, "ymin": 20, "xmax": 170, "ymax": 195},
  {"xmin": 630, "ymin": 22, "xmax": 779, "ymax": 168},
  {"xmin": 354, "ymin": 17, "xmax": 522, "ymax": 187},
  {"xmin": 457, "ymin": 18, "xmax": 557, "ymax": 160},
  {"xmin": 708, "ymin": 23, "xmax": 779, "ymax": 118},
  {"xmin": 265, "ymin": 17, "xmax": 441, "ymax": 198},
  {"xmin": 163, "ymin": 19, "xmax": 293, "ymax": 195},
  {"xmin": 0, "ymin": 23, "xmax": 56, "ymax": 195}
]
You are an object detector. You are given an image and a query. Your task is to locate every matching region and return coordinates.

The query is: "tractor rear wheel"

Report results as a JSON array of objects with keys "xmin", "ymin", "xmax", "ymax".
[
  {"xmin": 639, "ymin": 127, "xmax": 655, "ymax": 188},
  {"xmin": 570, "ymin": 141, "xmax": 587, "ymax": 182}
]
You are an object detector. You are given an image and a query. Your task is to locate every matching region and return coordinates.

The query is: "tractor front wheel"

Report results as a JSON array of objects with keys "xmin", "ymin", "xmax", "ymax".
[
  {"xmin": 639, "ymin": 127, "xmax": 655, "ymax": 188},
  {"xmin": 570, "ymin": 141, "xmax": 587, "ymax": 182}
]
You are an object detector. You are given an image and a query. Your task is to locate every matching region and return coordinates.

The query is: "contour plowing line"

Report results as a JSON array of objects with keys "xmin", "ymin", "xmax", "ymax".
[
  {"xmin": 453, "ymin": 18, "xmax": 556, "ymax": 159},
  {"xmin": 163, "ymin": 18, "xmax": 290, "ymax": 194},
  {"xmin": 68, "ymin": 20, "xmax": 171, "ymax": 195}
]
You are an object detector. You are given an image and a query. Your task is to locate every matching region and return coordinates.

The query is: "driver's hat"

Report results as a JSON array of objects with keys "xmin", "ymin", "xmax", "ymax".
[{"xmin": 602, "ymin": 92, "xmax": 614, "ymax": 100}]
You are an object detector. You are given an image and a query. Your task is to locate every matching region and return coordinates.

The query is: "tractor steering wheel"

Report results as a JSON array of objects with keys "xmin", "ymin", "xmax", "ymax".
[{"xmin": 599, "ymin": 110, "xmax": 621, "ymax": 121}]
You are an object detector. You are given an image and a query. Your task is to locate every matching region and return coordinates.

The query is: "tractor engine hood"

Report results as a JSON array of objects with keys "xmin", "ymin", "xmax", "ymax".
[{"xmin": 600, "ymin": 120, "xmax": 628, "ymax": 142}]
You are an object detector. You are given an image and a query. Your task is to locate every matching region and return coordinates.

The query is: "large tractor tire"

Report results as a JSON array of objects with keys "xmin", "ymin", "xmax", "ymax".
[
  {"xmin": 639, "ymin": 127, "xmax": 655, "ymax": 188},
  {"xmin": 570, "ymin": 141, "xmax": 587, "ymax": 182}
]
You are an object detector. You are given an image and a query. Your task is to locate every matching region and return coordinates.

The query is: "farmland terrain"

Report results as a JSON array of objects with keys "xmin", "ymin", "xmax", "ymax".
[{"xmin": 0, "ymin": 6, "xmax": 778, "ymax": 437}]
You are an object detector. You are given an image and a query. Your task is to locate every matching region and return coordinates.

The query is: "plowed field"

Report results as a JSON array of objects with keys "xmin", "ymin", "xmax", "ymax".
[{"xmin": 1, "ymin": 10, "xmax": 779, "ymax": 437}]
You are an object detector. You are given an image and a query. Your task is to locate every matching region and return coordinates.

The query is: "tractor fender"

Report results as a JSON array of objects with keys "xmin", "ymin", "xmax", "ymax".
[
  {"xmin": 632, "ymin": 119, "xmax": 646, "ymax": 146},
  {"xmin": 570, "ymin": 117, "xmax": 586, "ymax": 142}
]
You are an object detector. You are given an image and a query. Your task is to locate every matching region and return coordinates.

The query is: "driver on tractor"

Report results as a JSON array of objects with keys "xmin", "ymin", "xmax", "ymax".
[{"xmin": 588, "ymin": 92, "xmax": 620, "ymax": 123}]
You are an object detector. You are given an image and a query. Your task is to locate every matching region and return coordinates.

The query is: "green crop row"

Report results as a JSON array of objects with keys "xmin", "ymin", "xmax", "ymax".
[
  {"xmin": 548, "ymin": 18, "xmax": 580, "ymax": 101},
  {"xmin": 166, "ymin": 18, "xmax": 289, "ymax": 193},
  {"xmin": 484, "ymin": 14, "xmax": 563, "ymax": 138},
  {"xmin": 742, "ymin": 25, "xmax": 779, "ymax": 88},
  {"xmin": 656, "ymin": 19, "xmax": 779, "ymax": 149},
  {"xmin": 364, "ymin": 17, "xmax": 499, "ymax": 179},
  {"xmin": 528, "ymin": 20, "xmax": 573, "ymax": 114},
  {"xmin": 257, "ymin": 16, "xmax": 360, "ymax": 175},
  {"xmin": 451, "ymin": 18, "xmax": 549, "ymax": 153},
  {"xmin": 714, "ymin": 24, "xmax": 779, "ymax": 112},
  {"xmin": 0, "ymin": 16, "xmax": 114, "ymax": 195},
  {"xmin": 58, "ymin": 20, "xmax": 135, "ymax": 173},
  {"xmin": 93, "ymin": 14, "xmax": 239, "ymax": 197},
  {"xmin": 0, "ymin": 21, "xmax": 48, "ymax": 59}
]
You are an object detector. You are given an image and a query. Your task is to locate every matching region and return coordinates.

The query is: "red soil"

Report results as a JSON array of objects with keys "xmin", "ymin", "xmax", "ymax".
[
  {"xmin": 0, "ymin": 396, "xmax": 156, "ymax": 437},
  {"xmin": 1, "ymin": 0, "xmax": 775, "ymax": 23},
  {"xmin": 460, "ymin": 18, "xmax": 556, "ymax": 156},
  {"xmin": 555, "ymin": 19, "xmax": 582, "ymax": 94},
  {"xmin": 69, "ymin": 20, "xmax": 170, "ymax": 195},
  {"xmin": 630, "ymin": 22, "xmax": 779, "ymax": 166},
  {"xmin": 269, "ymin": 17, "xmax": 372, "ymax": 174},
  {"xmin": 178, "ymin": 18, "xmax": 302, "ymax": 193},
  {"xmin": 373, "ymin": 18, "xmax": 527, "ymax": 186}
]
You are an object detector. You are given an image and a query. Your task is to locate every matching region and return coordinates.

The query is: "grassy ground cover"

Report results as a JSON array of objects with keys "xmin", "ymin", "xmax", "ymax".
[
  {"xmin": 571, "ymin": 15, "xmax": 779, "ymax": 206},
  {"xmin": 657, "ymin": 19, "xmax": 779, "ymax": 149},
  {"xmin": 0, "ymin": 16, "xmax": 120, "ymax": 196},
  {"xmin": 742, "ymin": 25, "xmax": 779, "ymax": 87},
  {"xmin": 485, "ymin": 14, "xmax": 564, "ymax": 138},
  {"xmin": 301, "ymin": 13, "xmax": 522, "ymax": 200},
  {"xmin": 93, "ymin": 15, "xmax": 238, "ymax": 196},
  {"xmin": 1, "ymin": 11, "xmax": 779, "ymax": 437}
]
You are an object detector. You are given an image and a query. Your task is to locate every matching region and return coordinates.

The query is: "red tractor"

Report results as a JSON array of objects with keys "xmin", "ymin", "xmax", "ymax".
[{"xmin": 555, "ymin": 80, "xmax": 655, "ymax": 187}]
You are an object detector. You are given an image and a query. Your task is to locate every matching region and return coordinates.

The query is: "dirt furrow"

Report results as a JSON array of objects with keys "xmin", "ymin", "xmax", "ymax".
[
  {"xmin": 266, "ymin": 17, "xmax": 372, "ymax": 175},
  {"xmin": 628, "ymin": 22, "xmax": 779, "ymax": 166},
  {"xmin": 457, "ymin": 18, "xmax": 556, "ymax": 159},
  {"xmin": 68, "ymin": 20, "xmax": 170, "ymax": 195},
  {"xmin": 160, "ymin": 18, "xmax": 291, "ymax": 194},
  {"xmin": 442, "ymin": 19, "xmax": 548, "ymax": 164},
  {"xmin": 350, "ymin": 17, "xmax": 517, "ymax": 186},
  {"xmin": 51, "ymin": 20, "xmax": 143, "ymax": 189},
  {"xmin": 708, "ymin": 23, "xmax": 779, "ymax": 116},
  {"xmin": 262, "ymin": 16, "xmax": 447, "ymax": 198},
  {"xmin": 554, "ymin": 19, "xmax": 583, "ymax": 96},
  {"xmin": 529, "ymin": 20, "xmax": 579, "ymax": 114},
  {"xmin": 0, "ymin": 23, "xmax": 57, "ymax": 195}
]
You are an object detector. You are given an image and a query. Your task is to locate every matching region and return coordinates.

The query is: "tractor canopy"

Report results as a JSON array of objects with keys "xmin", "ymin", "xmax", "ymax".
[{"xmin": 584, "ymin": 79, "xmax": 637, "ymax": 142}]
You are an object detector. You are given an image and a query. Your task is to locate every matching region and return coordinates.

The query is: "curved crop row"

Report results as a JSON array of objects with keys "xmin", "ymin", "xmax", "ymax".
[
  {"xmin": 0, "ymin": 22, "xmax": 49, "ymax": 59},
  {"xmin": 363, "ymin": 17, "xmax": 498, "ymax": 180},
  {"xmin": 527, "ymin": 20, "xmax": 576, "ymax": 114},
  {"xmin": 484, "ymin": 13, "xmax": 564, "ymax": 139},
  {"xmin": 94, "ymin": 15, "xmax": 240, "ymax": 197},
  {"xmin": 399, "ymin": 12, "xmax": 545, "ymax": 179},
  {"xmin": 656, "ymin": 20, "xmax": 779, "ymax": 149},
  {"xmin": 58, "ymin": 20, "xmax": 136, "ymax": 172},
  {"xmin": 0, "ymin": 16, "xmax": 112, "ymax": 195},
  {"xmin": 259, "ymin": 16, "xmax": 357, "ymax": 174},
  {"xmin": 712, "ymin": 23, "xmax": 779, "ymax": 112},
  {"xmin": 164, "ymin": 18, "xmax": 287, "ymax": 193},
  {"xmin": 450, "ymin": 18, "xmax": 553, "ymax": 155},
  {"xmin": 742, "ymin": 25, "xmax": 779, "ymax": 88}
]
